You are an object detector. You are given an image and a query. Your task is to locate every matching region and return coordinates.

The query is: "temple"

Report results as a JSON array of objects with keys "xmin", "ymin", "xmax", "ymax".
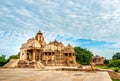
[
  {"xmin": 91, "ymin": 55, "xmax": 105, "ymax": 65},
  {"xmin": 18, "ymin": 31, "xmax": 77, "ymax": 68}
]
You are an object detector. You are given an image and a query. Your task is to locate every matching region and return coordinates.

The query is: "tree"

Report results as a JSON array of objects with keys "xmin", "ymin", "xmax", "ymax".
[
  {"xmin": 104, "ymin": 59, "xmax": 109, "ymax": 65},
  {"xmin": 8, "ymin": 53, "xmax": 20, "ymax": 61},
  {"xmin": 108, "ymin": 60, "xmax": 120, "ymax": 68},
  {"xmin": 74, "ymin": 46, "xmax": 93, "ymax": 64},
  {"xmin": 0, "ymin": 55, "xmax": 8, "ymax": 66},
  {"xmin": 112, "ymin": 52, "xmax": 120, "ymax": 60}
]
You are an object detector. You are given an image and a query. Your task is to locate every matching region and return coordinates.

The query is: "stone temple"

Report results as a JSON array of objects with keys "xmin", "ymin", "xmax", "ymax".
[
  {"xmin": 17, "ymin": 31, "xmax": 77, "ymax": 68},
  {"xmin": 91, "ymin": 55, "xmax": 105, "ymax": 65}
]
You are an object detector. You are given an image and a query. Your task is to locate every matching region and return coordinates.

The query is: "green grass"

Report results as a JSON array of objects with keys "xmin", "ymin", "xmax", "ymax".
[
  {"xmin": 95, "ymin": 65, "xmax": 120, "ymax": 70},
  {"xmin": 112, "ymin": 79, "xmax": 120, "ymax": 81},
  {"xmin": 95, "ymin": 65, "xmax": 120, "ymax": 73},
  {"xmin": 95, "ymin": 65, "xmax": 108, "ymax": 69}
]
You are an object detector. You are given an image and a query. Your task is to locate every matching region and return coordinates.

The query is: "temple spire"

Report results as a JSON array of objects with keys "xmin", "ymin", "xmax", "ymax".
[
  {"xmin": 37, "ymin": 30, "xmax": 42, "ymax": 35},
  {"xmin": 36, "ymin": 30, "xmax": 43, "ymax": 41},
  {"xmin": 39, "ymin": 30, "xmax": 41, "ymax": 33}
]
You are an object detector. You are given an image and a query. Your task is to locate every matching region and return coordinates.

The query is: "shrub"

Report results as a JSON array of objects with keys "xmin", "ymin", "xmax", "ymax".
[
  {"xmin": 108, "ymin": 60, "xmax": 120, "ymax": 68},
  {"xmin": 0, "ymin": 55, "xmax": 8, "ymax": 66},
  {"xmin": 104, "ymin": 59, "xmax": 109, "ymax": 65}
]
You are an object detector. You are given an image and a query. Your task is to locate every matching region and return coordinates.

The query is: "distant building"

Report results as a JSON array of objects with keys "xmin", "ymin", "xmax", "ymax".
[
  {"xmin": 18, "ymin": 31, "xmax": 77, "ymax": 68},
  {"xmin": 91, "ymin": 55, "xmax": 105, "ymax": 65}
]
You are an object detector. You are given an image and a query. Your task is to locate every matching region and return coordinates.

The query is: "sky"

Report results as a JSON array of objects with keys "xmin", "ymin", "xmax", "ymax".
[{"xmin": 0, "ymin": 0, "xmax": 120, "ymax": 59}]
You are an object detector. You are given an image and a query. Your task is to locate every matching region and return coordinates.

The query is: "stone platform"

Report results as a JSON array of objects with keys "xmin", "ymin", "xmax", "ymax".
[{"xmin": 0, "ymin": 68, "xmax": 112, "ymax": 81}]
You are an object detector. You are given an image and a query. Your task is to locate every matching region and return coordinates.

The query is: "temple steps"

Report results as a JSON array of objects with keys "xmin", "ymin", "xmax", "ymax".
[
  {"xmin": 35, "ymin": 61, "xmax": 45, "ymax": 69},
  {"xmin": 3, "ymin": 59, "xmax": 19, "ymax": 68}
]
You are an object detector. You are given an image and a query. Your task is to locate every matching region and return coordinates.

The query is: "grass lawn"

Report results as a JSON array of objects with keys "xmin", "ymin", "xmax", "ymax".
[
  {"xmin": 95, "ymin": 65, "xmax": 120, "ymax": 72},
  {"xmin": 95, "ymin": 65, "xmax": 108, "ymax": 69},
  {"xmin": 112, "ymin": 79, "xmax": 120, "ymax": 81},
  {"xmin": 95, "ymin": 65, "xmax": 120, "ymax": 74}
]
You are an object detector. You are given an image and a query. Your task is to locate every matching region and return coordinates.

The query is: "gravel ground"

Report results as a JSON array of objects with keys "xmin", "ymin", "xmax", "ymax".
[{"xmin": 0, "ymin": 68, "xmax": 112, "ymax": 81}]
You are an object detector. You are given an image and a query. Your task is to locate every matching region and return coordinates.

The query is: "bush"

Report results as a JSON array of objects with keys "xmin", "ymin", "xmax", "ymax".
[
  {"xmin": 112, "ymin": 52, "xmax": 120, "ymax": 60},
  {"xmin": 8, "ymin": 53, "xmax": 20, "ymax": 61},
  {"xmin": 108, "ymin": 60, "xmax": 120, "ymax": 68},
  {"xmin": 74, "ymin": 46, "xmax": 93, "ymax": 64},
  {"xmin": 0, "ymin": 55, "xmax": 8, "ymax": 66},
  {"xmin": 104, "ymin": 59, "xmax": 109, "ymax": 65}
]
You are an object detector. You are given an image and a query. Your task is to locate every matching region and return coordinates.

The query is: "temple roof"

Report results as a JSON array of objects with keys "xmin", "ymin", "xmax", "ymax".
[
  {"xmin": 20, "ymin": 37, "xmax": 41, "ymax": 49},
  {"xmin": 43, "ymin": 44, "xmax": 57, "ymax": 52},
  {"xmin": 92, "ymin": 55, "xmax": 104, "ymax": 59},
  {"xmin": 37, "ymin": 30, "xmax": 43, "ymax": 35},
  {"xmin": 64, "ymin": 44, "xmax": 74, "ymax": 53},
  {"xmin": 49, "ymin": 40, "xmax": 64, "ymax": 45},
  {"xmin": 20, "ymin": 31, "xmax": 74, "ymax": 54},
  {"xmin": 51, "ymin": 39, "xmax": 59, "ymax": 44}
]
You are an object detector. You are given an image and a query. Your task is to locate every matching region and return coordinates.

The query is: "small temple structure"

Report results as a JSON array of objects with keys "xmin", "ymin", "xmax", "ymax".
[
  {"xmin": 17, "ymin": 31, "xmax": 77, "ymax": 68},
  {"xmin": 91, "ymin": 55, "xmax": 105, "ymax": 65}
]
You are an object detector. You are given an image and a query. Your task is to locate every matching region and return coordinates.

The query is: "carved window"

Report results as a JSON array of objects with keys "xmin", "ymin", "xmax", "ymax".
[
  {"xmin": 49, "ymin": 52, "xmax": 51, "ymax": 55},
  {"xmin": 65, "ymin": 53, "xmax": 68, "ymax": 56},
  {"xmin": 73, "ymin": 53, "xmax": 75, "ymax": 56}
]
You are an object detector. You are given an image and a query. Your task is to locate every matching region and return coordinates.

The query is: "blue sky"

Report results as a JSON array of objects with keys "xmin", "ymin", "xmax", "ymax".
[{"xmin": 0, "ymin": 0, "xmax": 120, "ymax": 59}]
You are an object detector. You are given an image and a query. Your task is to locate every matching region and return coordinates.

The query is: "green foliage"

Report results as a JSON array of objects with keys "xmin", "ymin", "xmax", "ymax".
[
  {"xmin": 112, "ymin": 79, "xmax": 120, "ymax": 81},
  {"xmin": 0, "ymin": 55, "xmax": 8, "ymax": 66},
  {"xmin": 8, "ymin": 53, "xmax": 20, "ymax": 60},
  {"xmin": 74, "ymin": 46, "xmax": 93, "ymax": 64},
  {"xmin": 112, "ymin": 52, "xmax": 120, "ymax": 60},
  {"xmin": 108, "ymin": 60, "xmax": 120, "ymax": 68},
  {"xmin": 0, "ymin": 53, "xmax": 20, "ymax": 66},
  {"xmin": 104, "ymin": 59, "xmax": 109, "ymax": 65},
  {"xmin": 95, "ymin": 65, "xmax": 108, "ymax": 69}
]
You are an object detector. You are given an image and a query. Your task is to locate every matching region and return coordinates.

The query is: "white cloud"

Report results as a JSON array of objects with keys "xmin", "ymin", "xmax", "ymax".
[
  {"xmin": 88, "ymin": 48, "xmax": 119, "ymax": 59},
  {"xmin": 15, "ymin": 8, "xmax": 32, "ymax": 17},
  {"xmin": 24, "ymin": 0, "xmax": 34, "ymax": 3},
  {"xmin": 0, "ymin": 0, "xmax": 120, "ymax": 58},
  {"xmin": 109, "ymin": 42, "xmax": 120, "ymax": 48}
]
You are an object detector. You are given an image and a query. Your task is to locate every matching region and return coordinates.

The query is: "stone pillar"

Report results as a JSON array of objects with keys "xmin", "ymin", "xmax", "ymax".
[
  {"xmin": 51, "ymin": 52, "xmax": 55, "ymax": 66},
  {"xmin": 46, "ymin": 53, "xmax": 49, "ymax": 65},
  {"xmin": 32, "ymin": 50, "xmax": 36, "ymax": 62},
  {"xmin": 47, "ymin": 52, "xmax": 49, "ymax": 56},
  {"xmin": 20, "ymin": 49, "xmax": 22, "ymax": 60},
  {"xmin": 20, "ymin": 51, "xmax": 23, "ymax": 60},
  {"xmin": 39, "ymin": 51, "xmax": 41, "ymax": 62},
  {"xmin": 29, "ymin": 53, "xmax": 31, "ymax": 61},
  {"xmin": 60, "ymin": 53, "xmax": 62, "ymax": 66},
  {"xmin": 24, "ymin": 50, "xmax": 27, "ymax": 61},
  {"xmin": 30, "ymin": 53, "xmax": 32, "ymax": 61}
]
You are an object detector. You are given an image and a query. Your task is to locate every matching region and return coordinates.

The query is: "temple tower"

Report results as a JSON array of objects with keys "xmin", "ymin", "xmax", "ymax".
[{"xmin": 35, "ymin": 31, "xmax": 46, "ymax": 47}]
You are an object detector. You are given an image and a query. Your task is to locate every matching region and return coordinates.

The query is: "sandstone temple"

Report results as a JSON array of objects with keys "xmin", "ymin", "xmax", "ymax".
[
  {"xmin": 91, "ymin": 55, "xmax": 105, "ymax": 65},
  {"xmin": 15, "ymin": 31, "xmax": 76, "ymax": 68}
]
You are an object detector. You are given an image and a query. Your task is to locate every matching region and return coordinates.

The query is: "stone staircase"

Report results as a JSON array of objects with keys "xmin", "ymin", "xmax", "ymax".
[
  {"xmin": 3, "ymin": 59, "xmax": 19, "ymax": 68},
  {"xmin": 4, "ymin": 59, "xmax": 45, "ymax": 69},
  {"xmin": 35, "ymin": 61, "xmax": 45, "ymax": 69}
]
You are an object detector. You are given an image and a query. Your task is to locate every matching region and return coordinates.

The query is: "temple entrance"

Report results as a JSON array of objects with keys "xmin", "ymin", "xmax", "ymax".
[
  {"xmin": 27, "ymin": 50, "xmax": 33, "ymax": 61},
  {"xmin": 35, "ymin": 50, "xmax": 40, "ymax": 61}
]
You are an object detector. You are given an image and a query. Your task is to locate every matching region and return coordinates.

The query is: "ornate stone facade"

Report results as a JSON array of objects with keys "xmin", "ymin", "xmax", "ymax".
[
  {"xmin": 19, "ymin": 31, "xmax": 76, "ymax": 67},
  {"xmin": 91, "ymin": 55, "xmax": 105, "ymax": 65}
]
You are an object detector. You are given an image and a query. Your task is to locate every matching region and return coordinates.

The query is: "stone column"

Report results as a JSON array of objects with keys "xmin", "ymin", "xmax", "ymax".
[
  {"xmin": 20, "ymin": 49, "xmax": 22, "ymax": 60},
  {"xmin": 24, "ymin": 50, "xmax": 27, "ymax": 61},
  {"xmin": 51, "ymin": 52, "xmax": 55, "ymax": 66},
  {"xmin": 60, "ymin": 52, "xmax": 62, "ymax": 66},
  {"xmin": 39, "ymin": 51, "xmax": 41, "ymax": 62},
  {"xmin": 46, "ymin": 53, "xmax": 49, "ymax": 65},
  {"xmin": 32, "ymin": 50, "xmax": 36, "ymax": 62}
]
